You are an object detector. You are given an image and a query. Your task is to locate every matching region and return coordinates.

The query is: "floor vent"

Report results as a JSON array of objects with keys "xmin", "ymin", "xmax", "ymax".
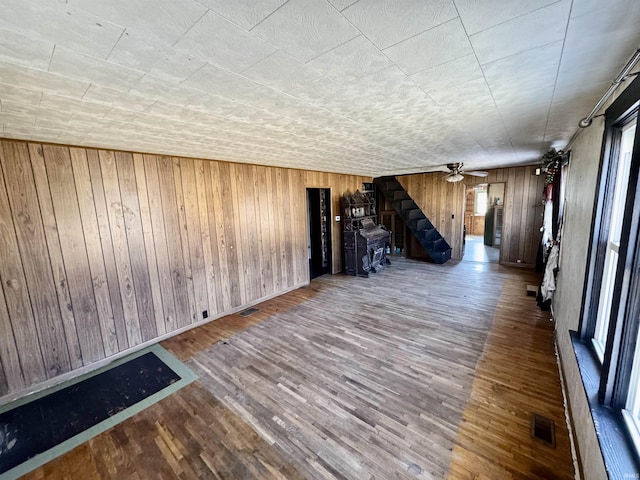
[
  {"xmin": 531, "ymin": 413, "xmax": 556, "ymax": 448},
  {"xmin": 239, "ymin": 307, "xmax": 259, "ymax": 317}
]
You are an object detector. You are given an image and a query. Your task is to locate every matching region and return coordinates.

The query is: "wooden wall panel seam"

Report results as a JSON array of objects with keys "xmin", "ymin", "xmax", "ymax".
[
  {"xmin": 0, "ymin": 268, "xmax": 25, "ymax": 392},
  {"xmin": 0, "ymin": 141, "xmax": 71, "ymax": 378},
  {"xmin": 0, "ymin": 138, "xmax": 373, "ymax": 400},
  {"xmin": 207, "ymin": 161, "xmax": 232, "ymax": 312},
  {"xmin": 171, "ymin": 157, "xmax": 197, "ymax": 325},
  {"xmin": 27, "ymin": 143, "xmax": 84, "ymax": 370},
  {"xmin": 69, "ymin": 147, "xmax": 119, "ymax": 358},
  {"xmin": 194, "ymin": 159, "xmax": 220, "ymax": 317},
  {"xmin": 178, "ymin": 158, "xmax": 208, "ymax": 324},
  {"xmin": 132, "ymin": 153, "xmax": 167, "ymax": 337},
  {"xmin": 155, "ymin": 155, "xmax": 190, "ymax": 329},
  {"xmin": 141, "ymin": 154, "xmax": 179, "ymax": 333},
  {"xmin": 98, "ymin": 149, "xmax": 142, "ymax": 347},
  {"xmin": 86, "ymin": 149, "xmax": 129, "ymax": 351},
  {"xmin": 42, "ymin": 144, "xmax": 106, "ymax": 364}
]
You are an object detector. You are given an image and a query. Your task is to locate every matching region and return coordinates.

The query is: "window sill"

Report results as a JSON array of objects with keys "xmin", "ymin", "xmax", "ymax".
[{"xmin": 571, "ymin": 331, "xmax": 640, "ymax": 478}]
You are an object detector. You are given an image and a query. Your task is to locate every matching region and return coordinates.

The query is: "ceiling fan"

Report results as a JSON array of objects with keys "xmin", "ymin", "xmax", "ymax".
[{"xmin": 437, "ymin": 163, "xmax": 488, "ymax": 183}]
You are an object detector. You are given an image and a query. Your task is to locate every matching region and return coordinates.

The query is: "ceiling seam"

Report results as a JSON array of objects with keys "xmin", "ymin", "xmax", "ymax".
[
  {"xmin": 170, "ymin": 8, "xmax": 210, "ymax": 49},
  {"xmin": 465, "ymin": 0, "xmax": 564, "ymax": 37},
  {"xmin": 249, "ymin": 0, "xmax": 291, "ymax": 32},
  {"xmin": 540, "ymin": 0, "xmax": 574, "ymax": 148},
  {"xmin": 451, "ymin": 0, "xmax": 518, "ymax": 159}
]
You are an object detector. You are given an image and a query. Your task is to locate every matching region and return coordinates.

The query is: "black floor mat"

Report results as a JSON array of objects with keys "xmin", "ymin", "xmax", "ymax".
[{"xmin": 0, "ymin": 351, "xmax": 181, "ymax": 474}]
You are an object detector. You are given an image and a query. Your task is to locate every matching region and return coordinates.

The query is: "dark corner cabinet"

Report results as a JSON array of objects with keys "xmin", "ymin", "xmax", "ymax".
[{"xmin": 342, "ymin": 185, "xmax": 391, "ymax": 277}]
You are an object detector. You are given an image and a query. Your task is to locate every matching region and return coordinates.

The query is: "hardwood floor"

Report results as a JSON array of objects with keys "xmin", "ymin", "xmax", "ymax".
[{"xmin": 22, "ymin": 258, "xmax": 574, "ymax": 479}]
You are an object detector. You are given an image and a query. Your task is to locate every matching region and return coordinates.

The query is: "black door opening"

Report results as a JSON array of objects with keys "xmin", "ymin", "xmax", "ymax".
[{"xmin": 307, "ymin": 188, "xmax": 332, "ymax": 279}]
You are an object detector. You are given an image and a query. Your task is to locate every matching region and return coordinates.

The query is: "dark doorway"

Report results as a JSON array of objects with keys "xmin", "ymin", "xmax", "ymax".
[{"xmin": 307, "ymin": 188, "xmax": 332, "ymax": 279}]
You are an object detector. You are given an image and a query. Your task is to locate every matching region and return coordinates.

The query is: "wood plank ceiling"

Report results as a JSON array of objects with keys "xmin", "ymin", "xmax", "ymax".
[{"xmin": 0, "ymin": 0, "xmax": 639, "ymax": 176}]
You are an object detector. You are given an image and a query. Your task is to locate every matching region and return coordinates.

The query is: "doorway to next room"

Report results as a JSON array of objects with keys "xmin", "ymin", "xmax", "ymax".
[
  {"xmin": 463, "ymin": 182, "xmax": 503, "ymax": 264},
  {"xmin": 307, "ymin": 188, "xmax": 332, "ymax": 279}
]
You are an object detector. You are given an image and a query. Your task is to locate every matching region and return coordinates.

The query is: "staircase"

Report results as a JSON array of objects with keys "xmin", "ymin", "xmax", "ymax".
[{"xmin": 374, "ymin": 176, "xmax": 452, "ymax": 264}]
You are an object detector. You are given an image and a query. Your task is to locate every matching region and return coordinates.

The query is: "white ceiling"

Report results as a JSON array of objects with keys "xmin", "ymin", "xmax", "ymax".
[{"xmin": 0, "ymin": 0, "xmax": 639, "ymax": 176}]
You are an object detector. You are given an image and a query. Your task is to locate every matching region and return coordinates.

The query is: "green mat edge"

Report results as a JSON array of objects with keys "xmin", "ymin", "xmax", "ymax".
[{"xmin": 0, "ymin": 344, "xmax": 197, "ymax": 480}]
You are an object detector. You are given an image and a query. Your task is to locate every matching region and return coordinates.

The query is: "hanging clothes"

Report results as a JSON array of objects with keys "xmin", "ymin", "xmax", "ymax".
[{"xmin": 541, "ymin": 243, "xmax": 560, "ymax": 302}]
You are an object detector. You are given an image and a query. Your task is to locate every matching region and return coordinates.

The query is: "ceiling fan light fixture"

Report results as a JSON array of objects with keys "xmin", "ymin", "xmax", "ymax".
[{"xmin": 445, "ymin": 173, "xmax": 464, "ymax": 183}]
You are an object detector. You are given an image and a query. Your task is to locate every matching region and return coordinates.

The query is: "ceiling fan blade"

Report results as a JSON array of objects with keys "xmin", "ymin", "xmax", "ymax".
[{"xmin": 465, "ymin": 170, "xmax": 488, "ymax": 177}]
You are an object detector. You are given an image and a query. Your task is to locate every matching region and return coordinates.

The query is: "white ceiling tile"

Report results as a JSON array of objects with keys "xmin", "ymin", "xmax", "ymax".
[
  {"xmin": 482, "ymin": 41, "xmax": 562, "ymax": 109},
  {"xmin": 173, "ymin": 11, "xmax": 276, "ymax": 73},
  {"xmin": 0, "ymin": 82, "xmax": 42, "ymax": 105},
  {"xmin": 383, "ymin": 18, "xmax": 473, "ymax": 74},
  {"xmin": 0, "ymin": 0, "xmax": 638, "ymax": 176},
  {"xmin": 251, "ymin": 0, "xmax": 359, "ymax": 63},
  {"xmin": 0, "ymin": 29, "xmax": 54, "ymax": 70},
  {"xmin": 181, "ymin": 63, "xmax": 262, "ymax": 100},
  {"xmin": 1, "ymin": 111, "xmax": 37, "ymax": 127},
  {"xmin": 68, "ymin": 0, "xmax": 206, "ymax": 47},
  {"xmin": 0, "ymin": 0, "xmax": 124, "ymax": 59},
  {"xmin": 197, "ymin": 0, "xmax": 288, "ymax": 30},
  {"xmin": 49, "ymin": 46, "xmax": 144, "ymax": 91},
  {"xmin": 1, "ymin": 100, "xmax": 40, "ymax": 117},
  {"xmin": 242, "ymin": 51, "xmax": 323, "ymax": 93},
  {"xmin": 455, "ymin": 0, "xmax": 558, "ymax": 35},
  {"xmin": 470, "ymin": 0, "xmax": 571, "ymax": 65},
  {"xmin": 82, "ymin": 84, "xmax": 155, "ymax": 112},
  {"xmin": 305, "ymin": 35, "xmax": 393, "ymax": 83},
  {"xmin": 344, "ymin": 66, "xmax": 416, "ymax": 101},
  {"xmin": 342, "ymin": 0, "xmax": 457, "ymax": 49},
  {"xmin": 106, "ymin": 32, "xmax": 206, "ymax": 84},
  {"xmin": 410, "ymin": 54, "xmax": 483, "ymax": 92},
  {"xmin": 570, "ymin": 0, "xmax": 640, "ymax": 19},
  {"xmin": 327, "ymin": 0, "xmax": 359, "ymax": 12},
  {"xmin": 0, "ymin": 60, "xmax": 90, "ymax": 99},
  {"xmin": 129, "ymin": 75, "xmax": 204, "ymax": 105},
  {"xmin": 429, "ymin": 77, "xmax": 496, "ymax": 114},
  {"xmin": 40, "ymin": 93, "xmax": 112, "ymax": 117}
]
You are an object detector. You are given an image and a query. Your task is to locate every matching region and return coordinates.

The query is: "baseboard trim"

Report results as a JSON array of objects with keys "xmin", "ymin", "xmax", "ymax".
[
  {"xmin": 555, "ymin": 331, "xmax": 584, "ymax": 480},
  {"xmin": 500, "ymin": 261, "xmax": 536, "ymax": 269},
  {"xmin": 0, "ymin": 282, "xmax": 308, "ymax": 408}
]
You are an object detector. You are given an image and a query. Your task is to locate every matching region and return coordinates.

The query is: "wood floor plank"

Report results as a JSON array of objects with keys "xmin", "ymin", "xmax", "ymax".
[{"xmin": 23, "ymin": 258, "xmax": 574, "ymax": 480}]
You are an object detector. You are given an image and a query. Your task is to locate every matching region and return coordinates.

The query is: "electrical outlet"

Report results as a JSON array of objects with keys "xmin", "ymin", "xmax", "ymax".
[{"xmin": 202, "ymin": 310, "xmax": 208, "ymax": 319}]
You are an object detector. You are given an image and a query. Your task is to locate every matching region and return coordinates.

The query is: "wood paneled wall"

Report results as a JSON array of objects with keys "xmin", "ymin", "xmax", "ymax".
[
  {"xmin": 0, "ymin": 139, "xmax": 368, "ymax": 401},
  {"xmin": 399, "ymin": 167, "xmax": 545, "ymax": 265}
]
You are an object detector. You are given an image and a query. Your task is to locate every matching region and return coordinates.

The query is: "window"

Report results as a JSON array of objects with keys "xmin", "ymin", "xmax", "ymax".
[
  {"xmin": 593, "ymin": 121, "xmax": 636, "ymax": 361},
  {"xmin": 474, "ymin": 189, "xmax": 487, "ymax": 215},
  {"xmin": 575, "ymin": 73, "xmax": 640, "ymax": 471}
]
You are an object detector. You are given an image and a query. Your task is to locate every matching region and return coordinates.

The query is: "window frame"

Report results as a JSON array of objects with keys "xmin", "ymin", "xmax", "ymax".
[
  {"xmin": 576, "ymin": 73, "xmax": 640, "ymax": 460},
  {"xmin": 474, "ymin": 189, "xmax": 488, "ymax": 216}
]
